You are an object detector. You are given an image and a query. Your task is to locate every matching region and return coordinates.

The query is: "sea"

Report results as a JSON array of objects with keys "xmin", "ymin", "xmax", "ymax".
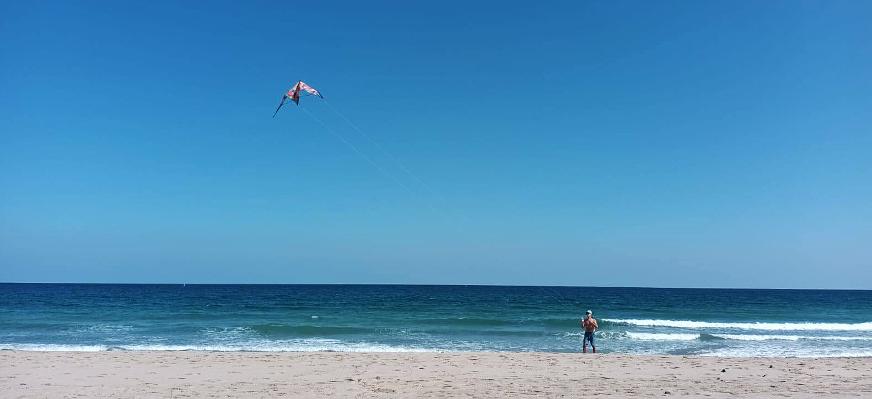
[{"xmin": 1, "ymin": 284, "xmax": 870, "ymax": 357}]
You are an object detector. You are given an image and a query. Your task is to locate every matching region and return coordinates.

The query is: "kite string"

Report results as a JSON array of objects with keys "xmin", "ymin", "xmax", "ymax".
[
  {"xmin": 322, "ymin": 100, "xmax": 440, "ymax": 200},
  {"xmin": 299, "ymin": 106, "xmax": 416, "ymax": 195}
]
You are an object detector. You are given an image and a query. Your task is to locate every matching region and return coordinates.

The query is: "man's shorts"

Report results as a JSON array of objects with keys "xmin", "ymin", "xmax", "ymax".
[{"xmin": 583, "ymin": 331, "xmax": 595, "ymax": 346}]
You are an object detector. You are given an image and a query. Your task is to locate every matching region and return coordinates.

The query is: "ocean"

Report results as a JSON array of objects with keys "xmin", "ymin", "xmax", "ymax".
[{"xmin": 1, "ymin": 284, "xmax": 870, "ymax": 357}]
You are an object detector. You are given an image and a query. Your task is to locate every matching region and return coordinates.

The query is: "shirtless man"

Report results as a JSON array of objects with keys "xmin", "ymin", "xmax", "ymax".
[{"xmin": 581, "ymin": 310, "xmax": 598, "ymax": 353}]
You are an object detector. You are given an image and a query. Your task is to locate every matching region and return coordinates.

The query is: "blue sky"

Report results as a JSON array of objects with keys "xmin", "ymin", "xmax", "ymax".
[{"xmin": 1, "ymin": 1, "xmax": 870, "ymax": 288}]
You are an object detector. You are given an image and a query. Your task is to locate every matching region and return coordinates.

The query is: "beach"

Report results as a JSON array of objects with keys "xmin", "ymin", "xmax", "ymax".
[
  {"xmin": 2, "ymin": 351, "xmax": 870, "ymax": 398},
  {"xmin": 3, "ymin": 285, "xmax": 871, "ymax": 397}
]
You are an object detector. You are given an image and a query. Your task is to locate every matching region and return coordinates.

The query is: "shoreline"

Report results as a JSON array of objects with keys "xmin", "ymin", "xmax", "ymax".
[
  {"xmin": 3, "ymin": 351, "xmax": 870, "ymax": 398},
  {"xmin": 3, "ymin": 348, "xmax": 872, "ymax": 358}
]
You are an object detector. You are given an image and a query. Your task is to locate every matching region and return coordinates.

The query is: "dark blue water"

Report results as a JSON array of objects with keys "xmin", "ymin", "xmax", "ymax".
[{"xmin": 1, "ymin": 284, "xmax": 871, "ymax": 357}]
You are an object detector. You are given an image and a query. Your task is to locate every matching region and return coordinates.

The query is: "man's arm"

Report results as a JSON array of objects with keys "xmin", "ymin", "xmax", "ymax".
[{"xmin": 592, "ymin": 319, "xmax": 599, "ymax": 331}]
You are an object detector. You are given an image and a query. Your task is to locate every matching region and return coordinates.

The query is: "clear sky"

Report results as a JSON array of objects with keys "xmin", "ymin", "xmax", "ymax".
[{"xmin": 1, "ymin": 1, "xmax": 870, "ymax": 288}]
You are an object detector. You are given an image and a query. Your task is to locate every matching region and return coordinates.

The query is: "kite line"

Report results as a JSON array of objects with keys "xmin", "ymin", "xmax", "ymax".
[
  {"xmin": 322, "ymin": 100, "xmax": 440, "ymax": 199},
  {"xmin": 273, "ymin": 80, "xmax": 440, "ymax": 208},
  {"xmin": 298, "ymin": 106, "xmax": 415, "ymax": 195}
]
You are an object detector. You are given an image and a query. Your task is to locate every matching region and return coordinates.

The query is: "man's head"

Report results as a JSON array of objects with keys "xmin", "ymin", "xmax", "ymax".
[{"xmin": 585, "ymin": 310, "xmax": 593, "ymax": 318}]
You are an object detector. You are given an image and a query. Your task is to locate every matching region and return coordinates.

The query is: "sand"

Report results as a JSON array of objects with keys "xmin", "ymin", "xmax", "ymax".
[{"xmin": 1, "ymin": 351, "xmax": 870, "ymax": 398}]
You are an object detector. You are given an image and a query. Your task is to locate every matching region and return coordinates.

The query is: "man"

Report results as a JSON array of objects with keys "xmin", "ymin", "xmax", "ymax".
[{"xmin": 581, "ymin": 310, "xmax": 598, "ymax": 353}]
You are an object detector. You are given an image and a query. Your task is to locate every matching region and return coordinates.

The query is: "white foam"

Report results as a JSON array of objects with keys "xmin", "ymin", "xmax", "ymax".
[
  {"xmin": 604, "ymin": 319, "xmax": 872, "ymax": 332},
  {"xmin": 0, "ymin": 339, "xmax": 439, "ymax": 353},
  {"xmin": 711, "ymin": 334, "xmax": 872, "ymax": 342},
  {"xmin": 201, "ymin": 327, "xmax": 253, "ymax": 341},
  {"xmin": 626, "ymin": 332, "xmax": 700, "ymax": 341},
  {"xmin": 700, "ymin": 347, "xmax": 872, "ymax": 358},
  {"xmin": 79, "ymin": 324, "xmax": 134, "ymax": 333},
  {"xmin": 714, "ymin": 334, "xmax": 799, "ymax": 341},
  {"xmin": 0, "ymin": 344, "xmax": 108, "ymax": 352}
]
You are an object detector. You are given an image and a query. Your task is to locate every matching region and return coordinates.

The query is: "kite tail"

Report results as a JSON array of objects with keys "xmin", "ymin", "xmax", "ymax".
[{"xmin": 322, "ymin": 100, "xmax": 440, "ymax": 201}]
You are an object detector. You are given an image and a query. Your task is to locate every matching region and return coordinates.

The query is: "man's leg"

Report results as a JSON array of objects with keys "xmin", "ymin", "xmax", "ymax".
[{"xmin": 590, "ymin": 333, "xmax": 596, "ymax": 353}]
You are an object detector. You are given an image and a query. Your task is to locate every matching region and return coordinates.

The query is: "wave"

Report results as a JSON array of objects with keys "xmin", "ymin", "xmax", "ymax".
[
  {"xmin": 249, "ymin": 324, "xmax": 372, "ymax": 337},
  {"xmin": 603, "ymin": 319, "xmax": 872, "ymax": 331},
  {"xmin": 626, "ymin": 332, "xmax": 700, "ymax": 341},
  {"xmin": 538, "ymin": 318, "xmax": 582, "ymax": 327},
  {"xmin": 710, "ymin": 334, "xmax": 872, "ymax": 342},
  {"xmin": 574, "ymin": 331, "xmax": 872, "ymax": 342},
  {"xmin": 700, "ymin": 347, "xmax": 872, "ymax": 358},
  {"xmin": 416, "ymin": 317, "xmax": 584, "ymax": 328},
  {"xmin": 416, "ymin": 318, "xmax": 511, "ymax": 327},
  {"xmin": 0, "ymin": 339, "xmax": 436, "ymax": 353},
  {"xmin": 622, "ymin": 333, "xmax": 872, "ymax": 342},
  {"xmin": 76, "ymin": 324, "xmax": 134, "ymax": 333},
  {"xmin": 0, "ymin": 344, "xmax": 108, "ymax": 352},
  {"xmin": 6, "ymin": 340, "xmax": 871, "ymax": 358}
]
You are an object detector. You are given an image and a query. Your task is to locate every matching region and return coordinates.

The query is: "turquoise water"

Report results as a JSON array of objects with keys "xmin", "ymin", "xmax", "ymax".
[{"xmin": 1, "ymin": 284, "xmax": 870, "ymax": 357}]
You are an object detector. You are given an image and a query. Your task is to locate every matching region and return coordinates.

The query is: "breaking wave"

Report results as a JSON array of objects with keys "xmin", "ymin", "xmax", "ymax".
[
  {"xmin": 0, "ymin": 339, "xmax": 437, "ymax": 353},
  {"xmin": 603, "ymin": 319, "xmax": 872, "ymax": 332}
]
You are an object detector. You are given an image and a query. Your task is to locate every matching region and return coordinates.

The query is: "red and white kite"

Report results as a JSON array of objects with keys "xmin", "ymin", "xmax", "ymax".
[{"xmin": 273, "ymin": 81, "xmax": 323, "ymax": 117}]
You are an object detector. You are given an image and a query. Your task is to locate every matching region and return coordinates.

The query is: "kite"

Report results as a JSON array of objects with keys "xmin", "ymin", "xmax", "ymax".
[{"xmin": 273, "ymin": 80, "xmax": 323, "ymax": 117}]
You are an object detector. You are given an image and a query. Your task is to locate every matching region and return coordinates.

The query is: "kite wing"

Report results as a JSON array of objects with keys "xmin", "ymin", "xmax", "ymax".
[
  {"xmin": 272, "ymin": 95, "xmax": 288, "ymax": 118},
  {"xmin": 273, "ymin": 80, "xmax": 323, "ymax": 117},
  {"xmin": 297, "ymin": 81, "xmax": 323, "ymax": 98}
]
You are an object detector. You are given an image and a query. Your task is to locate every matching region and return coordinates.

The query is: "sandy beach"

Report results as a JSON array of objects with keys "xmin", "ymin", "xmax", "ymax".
[{"xmin": 2, "ymin": 351, "xmax": 869, "ymax": 398}]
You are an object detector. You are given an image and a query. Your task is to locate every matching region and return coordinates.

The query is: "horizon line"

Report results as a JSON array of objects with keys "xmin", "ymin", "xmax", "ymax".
[{"xmin": 1, "ymin": 281, "xmax": 869, "ymax": 291}]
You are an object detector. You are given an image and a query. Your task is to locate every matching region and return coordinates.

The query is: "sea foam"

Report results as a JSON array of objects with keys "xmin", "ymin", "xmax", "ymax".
[
  {"xmin": 711, "ymin": 334, "xmax": 872, "ymax": 342},
  {"xmin": 0, "ymin": 339, "xmax": 440, "ymax": 353},
  {"xmin": 603, "ymin": 319, "xmax": 872, "ymax": 332},
  {"xmin": 626, "ymin": 332, "xmax": 700, "ymax": 341}
]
